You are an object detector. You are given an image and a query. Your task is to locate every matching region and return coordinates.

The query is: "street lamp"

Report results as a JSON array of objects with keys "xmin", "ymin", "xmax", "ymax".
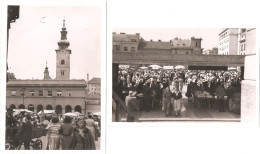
[{"xmin": 21, "ymin": 88, "xmax": 25, "ymax": 106}]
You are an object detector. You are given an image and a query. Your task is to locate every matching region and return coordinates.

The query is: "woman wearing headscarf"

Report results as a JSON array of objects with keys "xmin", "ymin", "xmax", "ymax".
[
  {"xmin": 85, "ymin": 115, "xmax": 99, "ymax": 141},
  {"xmin": 162, "ymin": 86, "xmax": 172, "ymax": 116},
  {"xmin": 70, "ymin": 119, "xmax": 96, "ymax": 150}
]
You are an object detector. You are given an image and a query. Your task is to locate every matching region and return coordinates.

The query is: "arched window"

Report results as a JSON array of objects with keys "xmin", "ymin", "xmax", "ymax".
[
  {"xmin": 37, "ymin": 104, "xmax": 43, "ymax": 112},
  {"xmin": 28, "ymin": 104, "xmax": 34, "ymax": 112},
  {"xmin": 65, "ymin": 105, "xmax": 72, "ymax": 113},
  {"xmin": 9, "ymin": 104, "xmax": 16, "ymax": 110},
  {"xmin": 75, "ymin": 105, "xmax": 82, "ymax": 113},
  {"xmin": 55, "ymin": 105, "xmax": 62, "ymax": 114},
  {"xmin": 46, "ymin": 104, "xmax": 53, "ymax": 110},
  {"xmin": 61, "ymin": 60, "xmax": 65, "ymax": 65},
  {"xmin": 19, "ymin": 104, "xmax": 25, "ymax": 109}
]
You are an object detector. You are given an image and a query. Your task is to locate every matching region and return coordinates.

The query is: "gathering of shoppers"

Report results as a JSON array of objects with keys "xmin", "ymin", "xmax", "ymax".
[
  {"xmin": 6, "ymin": 109, "xmax": 100, "ymax": 150},
  {"xmin": 115, "ymin": 66, "xmax": 242, "ymax": 119}
]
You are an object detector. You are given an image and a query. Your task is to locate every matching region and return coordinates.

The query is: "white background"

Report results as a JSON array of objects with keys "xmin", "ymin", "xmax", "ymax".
[{"xmin": 1, "ymin": 0, "xmax": 260, "ymax": 154}]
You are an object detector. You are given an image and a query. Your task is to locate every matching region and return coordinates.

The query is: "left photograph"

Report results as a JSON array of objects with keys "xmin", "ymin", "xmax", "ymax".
[{"xmin": 6, "ymin": 5, "xmax": 102, "ymax": 150}]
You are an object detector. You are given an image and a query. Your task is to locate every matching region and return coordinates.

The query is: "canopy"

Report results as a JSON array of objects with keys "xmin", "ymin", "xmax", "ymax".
[
  {"xmin": 13, "ymin": 109, "xmax": 33, "ymax": 116},
  {"xmin": 37, "ymin": 110, "xmax": 55, "ymax": 115},
  {"xmin": 163, "ymin": 66, "xmax": 173, "ymax": 70},
  {"xmin": 228, "ymin": 67, "xmax": 237, "ymax": 71},
  {"xmin": 140, "ymin": 66, "xmax": 148, "ymax": 69},
  {"xmin": 175, "ymin": 65, "xmax": 185, "ymax": 69},
  {"xmin": 119, "ymin": 65, "xmax": 129, "ymax": 69},
  {"xmin": 148, "ymin": 64, "xmax": 162, "ymax": 70}
]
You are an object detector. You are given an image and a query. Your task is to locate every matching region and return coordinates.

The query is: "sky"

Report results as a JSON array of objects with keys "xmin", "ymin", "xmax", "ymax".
[
  {"xmin": 8, "ymin": 6, "xmax": 102, "ymax": 80},
  {"xmin": 113, "ymin": 28, "xmax": 220, "ymax": 51}
]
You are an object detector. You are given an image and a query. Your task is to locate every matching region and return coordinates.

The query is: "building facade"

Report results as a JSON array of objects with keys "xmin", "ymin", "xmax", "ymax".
[
  {"xmin": 218, "ymin": 28, "xmax": 238, "ymax": 55},
  {"xmin": 113, "ymin": 32, "xmax": 203, "ymax": 55},
  {"xmin": 202, "ymin": 47, "xmax": 218, "ymax": 55},
  {"xmin": 87, "ymin": 77, "xmax": 101, "ymax": 94}
]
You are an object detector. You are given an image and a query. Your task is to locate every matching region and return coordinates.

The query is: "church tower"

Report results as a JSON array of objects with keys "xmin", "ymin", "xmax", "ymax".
[
  {"xmin": 43, "ymin": 62, "xmax": 52, "ymax": 80},
  {"xmin": 55, "ymin": 19, "xmax": 71, "ymax": 80}
]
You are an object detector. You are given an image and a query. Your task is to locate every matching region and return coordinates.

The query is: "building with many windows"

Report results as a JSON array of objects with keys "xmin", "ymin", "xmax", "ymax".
[
  {"xmin": 113, "ymin": 32, "xmax": 203, "ymax": 55},
  {"xmin": 237, "ymin": 28, "xmax": 256, "ymax": 55},
  {"xmin": 6, "ymin": 20, "xmax": 99, "ymax": 114},
  {"xmin": 218, "ymin": 28, "xmax": 238, "ymax": 55},
  {"xmin": 87, "ymin": 77, "xmax": 101, "ymax": 94}
]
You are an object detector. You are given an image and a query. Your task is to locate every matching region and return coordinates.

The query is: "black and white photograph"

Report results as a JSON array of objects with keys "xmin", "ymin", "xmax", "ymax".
[
  {"xmin": 112, "ymin": 28, "xmax": 256, "ymax": 122},
  {"xmin": 5, "ymin": 4, "xmax": 104, "ymax": 150}
]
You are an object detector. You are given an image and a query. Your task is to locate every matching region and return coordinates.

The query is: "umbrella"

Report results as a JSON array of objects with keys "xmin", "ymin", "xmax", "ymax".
[
  {"xmin": 163, "ymin": 66, "xmax": 173, "ymax": 70},
  {"xmin": 13, "ymin": 109, "xmax": 33, "ymax": 116},
  {"xmin": 73, "ymin": 111, "xmax": 83, "ymax": 116},
  {"xmin": 37, "ymin": 110, "xmax": 55, "ymax": 115},
  {"xmin": 64, "ymin": 112, "xmax": 78, "ymax": 117},
  {"xmin": 93, "ymin": 112, "xmax": 101, "ymax": 116},
  {"xmin": 119, "ymin": 65, "xmax": 129, "ymax": 69},
  {"xmin": 148, "ymin": 64, "xmax": 162, "ymax": 69},
  {"xmin": 175, "ymin": 65, "xmax": 185, "ymax": 69},
  {"xmin": 228, "ymin": 67, "xmax": 237, "ymax": 71},
  {"xmin": 140, "ymin": 66, "xmax": 148, "ymax": 69}
]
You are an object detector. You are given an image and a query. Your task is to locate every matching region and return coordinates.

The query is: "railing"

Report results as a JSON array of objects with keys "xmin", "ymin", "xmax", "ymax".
[{"xmin": 112, "ymin": 90, "xmax": 137, "ymax": 122}]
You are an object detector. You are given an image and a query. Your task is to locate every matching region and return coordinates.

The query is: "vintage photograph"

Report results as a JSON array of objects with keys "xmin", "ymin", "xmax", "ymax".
[
  {"xmin": 6, "ymin": 5, "xmax": 102, "ymax": 150},
  {"xmin": 112, "ymin": 28, "xmax": 256, "ymax": 122}
]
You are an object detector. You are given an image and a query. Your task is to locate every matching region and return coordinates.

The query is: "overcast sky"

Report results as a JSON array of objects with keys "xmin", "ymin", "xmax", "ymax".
[
  {"xmin": 8, "ymin": 6, "xmax": 101, "ymax": 80},
  {"xmin": 113, "ymin": 28, "xmax": 220, "ymax": 51}
]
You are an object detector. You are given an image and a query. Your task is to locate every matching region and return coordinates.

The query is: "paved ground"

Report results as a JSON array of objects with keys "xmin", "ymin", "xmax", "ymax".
[{"xmin": 116, "ymin": 85, "xmax": 240, "ymax": 122}]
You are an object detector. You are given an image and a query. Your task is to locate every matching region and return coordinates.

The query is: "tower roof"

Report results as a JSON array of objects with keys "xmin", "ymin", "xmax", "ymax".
[{"xmin": 58, "ymin": 19, "xmax": 70, "ymax": 48}]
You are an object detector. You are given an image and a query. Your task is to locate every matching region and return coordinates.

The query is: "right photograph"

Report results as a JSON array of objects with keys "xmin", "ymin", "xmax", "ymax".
[{"xmin": 112, "ymin": 28, "xmax": 256, "ymax": 122}]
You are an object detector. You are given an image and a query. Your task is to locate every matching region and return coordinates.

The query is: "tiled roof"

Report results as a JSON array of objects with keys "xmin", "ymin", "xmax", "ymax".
[
  {"xmin": 113, "ymin": 33, "xmax": 139, "ymax": 42},
  {"xmin": 88, "ymin": 77, "xmax": 101, "ymax": 84}
]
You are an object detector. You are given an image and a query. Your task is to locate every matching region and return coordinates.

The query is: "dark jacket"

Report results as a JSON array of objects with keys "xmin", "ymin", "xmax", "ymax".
[
  {"xmin": 20, "ymin": 121, "xmax": 33, "ymax": 141},
  {"xmin": 70, "ymin": 127, "xmax": 96, "ymax": 150}
]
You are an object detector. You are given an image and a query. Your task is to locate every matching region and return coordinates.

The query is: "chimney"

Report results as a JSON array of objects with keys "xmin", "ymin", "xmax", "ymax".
[
  {"xmin": 136, "ymin": 33, "xmax": 140, "ymax": 39},
  {"xmin": 158, "ymin": 40, "xmax": 161, "ymax": 42},
  {"xmin": 150, "ymin": 39, "xmax": 153, "ymax": 41},
  {"xmin": 120, "ymin": 32, "xmax": 125, "ymax": 34},
  {"xmin": 112, "ymin": 32, "xmax": 116, "ymax": 34}
]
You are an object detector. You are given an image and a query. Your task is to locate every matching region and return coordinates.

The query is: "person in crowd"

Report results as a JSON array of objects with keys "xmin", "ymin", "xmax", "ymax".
[
  {"xmin": 70, "ymin": 119, "xmax": 96, "ymax": 150},
  {"xmin": 163, "ymin": 87, "xmax": 172, "ymax": 116},
  {"xmin": 142, "ymin": 81, "xmax": 152, "ymax": 112},
  {"xmin": 60, "ymin": 116, "xmax": 74, "ymax": 150},
  {"xmin": 171, "ymin": 85, "xmax": 182, "ymax": 117},
  {"xmin": 85, "ymin": 115, "xmax": 99, "ymax": 141},
  {"xmin": 19, "ymin": 114, "xmax": 33, "ymax": 150},
  {"xmin": 125, "ymin": 91, "xmax": 139, "ymax": 122},
  {"xmin": 6, "ymin": 108, "xmax": 17, "ymax": 140},
  {"xmin": 46, "ymin": 116, "xmax": 61, "ymax": 150},
  {"xmin": 215, "ymin": 82, "xmax": 226, "ymax": 112}
]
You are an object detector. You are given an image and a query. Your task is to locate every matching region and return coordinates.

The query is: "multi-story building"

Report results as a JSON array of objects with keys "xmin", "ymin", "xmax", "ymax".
[
  {"xmin": 202, "ymin": 47, "xmax": 218, "ymax": 55},
  {"xmin": 87, "ymin": 77, "xmax": 101, "ymax": 94},
  {"xmin": 113, "ymin": 32, "xmax": 203, "ymax": 55},
  {"xmin": 237, "ymin": 28, "xmax": 246, "ymax": 55},
  {"xmin": 238, "ymin": 28, "xmax": 256, "ymax": 55},
  {"xmin": 218, "ymin": 28, "xmax": 238, "ymax": 55},
  {"xmin": 6, "ymin": 20, "xmax": 100, "ymax": 114}
]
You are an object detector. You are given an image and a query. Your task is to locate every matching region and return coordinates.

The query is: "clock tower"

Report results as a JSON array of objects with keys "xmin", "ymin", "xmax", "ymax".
[{"xmin": 55, "ymin": 19, "xmax": 71, "ymax": 80}]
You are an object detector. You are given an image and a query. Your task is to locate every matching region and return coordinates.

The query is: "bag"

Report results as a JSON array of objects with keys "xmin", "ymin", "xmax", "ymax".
[{"xmin": 181, "ymin": 104, "xmax": 186, "ymax": 112}]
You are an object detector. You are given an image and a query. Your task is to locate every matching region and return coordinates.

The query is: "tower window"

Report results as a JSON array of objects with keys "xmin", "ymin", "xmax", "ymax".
[
  {"xmin": 61, "ymin": 60, "xmax": 65, "ymax": 65},
  {"xmin": 196, "ymin": 43, "xmax": 198, "ymax": 47},
  {"xmin": 124, "ymin": 47, "xmax": 128, "ymax": 51},
  {"xmin": 61, "ymin": 70, "xmax": 65, "ymax": 76},
  {"xmin": 11, "ymin": 90, "xmax": 16, "ymax": 96}
]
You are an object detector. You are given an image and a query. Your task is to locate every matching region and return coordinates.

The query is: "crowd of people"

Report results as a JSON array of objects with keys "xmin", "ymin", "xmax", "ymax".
[
  {"xmin": 6, "ymin": 109, "xmax": 100, "ymax": 150},
  {"xmin": 114, "ymin": 66, "xmax": 242, "ymax": 120}
]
